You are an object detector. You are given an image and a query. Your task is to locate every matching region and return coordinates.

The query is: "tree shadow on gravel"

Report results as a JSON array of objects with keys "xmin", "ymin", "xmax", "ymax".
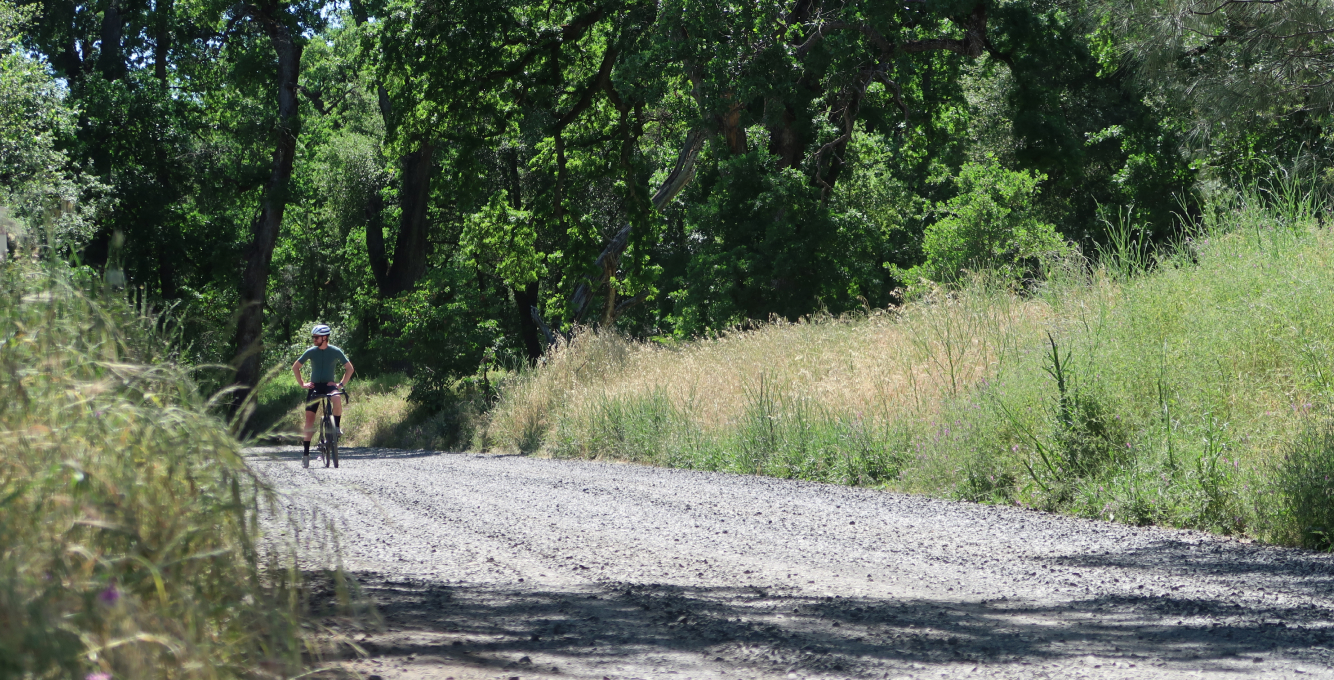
[
  {"xmin": 317, "ymin": 573, "xmax": 1334, "ymax": 677},
  {"xmin": 254, "ymin": 447, "xmax": 537, "ymax": 462},
  {"xmin": 1050, "ymin": 540, "xmax": 1334, "ymax": 593}
]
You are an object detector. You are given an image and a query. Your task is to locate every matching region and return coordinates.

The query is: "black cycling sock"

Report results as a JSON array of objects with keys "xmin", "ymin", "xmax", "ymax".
[
  {"xmin": 334, "ymin": 415, "xmax": 341, "ymax": 429},
  {"xmin": 303, "ymin": 440, "xmax": 310, "ymax": 455}
]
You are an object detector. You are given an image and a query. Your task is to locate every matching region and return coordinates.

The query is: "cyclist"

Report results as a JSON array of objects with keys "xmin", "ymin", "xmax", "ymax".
[{"xmin": 292, "ymin": 324, "xmax": 355, "ymax": 461}]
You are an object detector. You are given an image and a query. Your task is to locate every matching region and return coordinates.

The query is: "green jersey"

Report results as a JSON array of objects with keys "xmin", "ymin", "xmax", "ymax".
[{"xmin": 298, "ymin": 345, "xmax": 349, "ymax": 383}]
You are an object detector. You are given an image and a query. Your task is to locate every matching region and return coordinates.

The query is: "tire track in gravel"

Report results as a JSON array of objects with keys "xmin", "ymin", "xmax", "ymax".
[{"xmin": 250, "ymin": 447, "xmax": 1334, "ymax": 680}]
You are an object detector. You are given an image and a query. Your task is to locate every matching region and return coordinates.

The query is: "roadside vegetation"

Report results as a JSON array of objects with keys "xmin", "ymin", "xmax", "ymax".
[
  {"xmin": 252, "ymin": 371, "xmax": 487, "ymax": 451},
  {"xmin": 0, "ymin": 264, "xmax": 350, "ymax": 678},
  {"xmin": 483, "ymin": 182, "xmax": 1334, "ymax": 550}
]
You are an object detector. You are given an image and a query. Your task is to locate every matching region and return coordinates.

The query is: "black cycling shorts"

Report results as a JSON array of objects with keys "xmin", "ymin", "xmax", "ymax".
[{"xmin": 305, "ymin": 383, "xmax": 339, "ymax": 413}]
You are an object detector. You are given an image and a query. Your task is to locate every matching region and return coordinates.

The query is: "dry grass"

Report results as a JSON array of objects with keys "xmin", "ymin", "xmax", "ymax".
[{"xmin": 488, "ymin": 284, "xmax": 1049, "ymax": 455}]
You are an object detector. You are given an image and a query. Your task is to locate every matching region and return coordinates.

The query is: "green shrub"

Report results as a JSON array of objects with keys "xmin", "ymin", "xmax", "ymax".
[{"xmin": 900, "ymin": 162, "xmax": 1070, "ymax": 285}]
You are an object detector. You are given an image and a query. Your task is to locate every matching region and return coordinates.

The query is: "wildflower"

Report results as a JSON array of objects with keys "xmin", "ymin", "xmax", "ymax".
[
  {"xmin": 87, "ymin": 673, "xmax": 111, "ymax": 680},
  {"xmin": 97, "ymin": 586, "xmax": 119, "ymax": 605}
]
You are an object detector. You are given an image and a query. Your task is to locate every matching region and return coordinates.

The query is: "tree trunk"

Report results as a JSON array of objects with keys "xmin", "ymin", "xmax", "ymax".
[
  {"xmin": 348, "ymin": 1, "xmax": 432, "ymax": 300},
  {"xmin": 365, "ymin": 187, "xmax": 389, "ymax": 291},
  {"xmin": 379, "ymin": 140, "xmax": 433, "ymax": 297},
  {"xmin": 50, "ymin": 0, "xmax": 83, "ymax": 81},
  {"xmin": 154, "ymin": 0, "xmax": 172, "ymax": 83},
  {"xmin": 232, "ymin": 5, "xmax": 303, "ymax": 404},
  {"xmin": 650, "ymin": 128, "xmax": 709, "ymax": 212},
  {"xmin": 98, "ymin": 0, "xmax": 125, "ymax": 80},
  {"xmin": 722, "ymin": 102, "xmax": 747, "ymax": 155},
  {"xmin": 514, "ymin": 281, "xmax": 543, "ymax": 361},
  {"xmin": 157, "ymin": 240, "xmax": 177, "ymax": 299},
  {"xmin": 766, "ymin": 100, "xmax": 804, "ymax": 170},
  {"xmin": 151, "ymin": 0, "xmax": 175, "ymax": 298},
  {"xmin": 503, "ymin": 148, "xmax": 544, "ymax": 362}
]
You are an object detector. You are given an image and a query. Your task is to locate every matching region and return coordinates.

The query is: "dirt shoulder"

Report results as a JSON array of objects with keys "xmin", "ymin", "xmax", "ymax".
[{"xmin": 250, "ymin": 447, "xmax": 1334, "ymax": 680}]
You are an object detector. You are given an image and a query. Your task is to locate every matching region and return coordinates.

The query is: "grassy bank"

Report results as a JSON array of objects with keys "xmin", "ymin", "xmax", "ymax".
[
  {"xmin": 0, "ymin": 265, "xmax": 343, "ymax": 678},
  {"xmin": 485, "ymin": 189, "xmax": 1334, "ymax": 549}
]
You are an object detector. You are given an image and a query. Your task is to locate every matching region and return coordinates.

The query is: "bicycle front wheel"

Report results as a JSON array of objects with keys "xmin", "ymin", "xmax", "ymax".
[
  {"xmin": 320, "ymin": 413, "xmax": 333, "ymax": 467},
  {"xmin": 330, "ymin": 439, "xmax": 339, "ymax": 468}
]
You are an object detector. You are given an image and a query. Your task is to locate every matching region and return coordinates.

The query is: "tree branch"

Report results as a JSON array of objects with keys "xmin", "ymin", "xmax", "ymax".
[
  {"xmin": 1190, "ymin": 0, "xmax": 1285, "ymax": 17},
  {"xmin": 556, "ymin": 46, "xmax": 617, "ymax": 130},
  {"xmin": 485, "ymin": 4, "xmax": 608, "ymax": 83},
  {"xmin": 797, "ymin": 3, "xmax": 986, "ymax": 59}
]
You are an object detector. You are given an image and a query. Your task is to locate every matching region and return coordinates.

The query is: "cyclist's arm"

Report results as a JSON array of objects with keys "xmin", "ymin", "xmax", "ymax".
[
  {"xmin": 292, "ymin": 360, "xmax": 311, "ymax": 389},
  {"xmin": 339, "ymin": 361, "xmax": 355, "ymax": 388}
]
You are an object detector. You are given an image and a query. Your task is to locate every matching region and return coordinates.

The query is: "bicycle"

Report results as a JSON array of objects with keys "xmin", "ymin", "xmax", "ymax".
[{"xmin": 302, "ymin": 388, "xmax": 349, "ymax": 469}]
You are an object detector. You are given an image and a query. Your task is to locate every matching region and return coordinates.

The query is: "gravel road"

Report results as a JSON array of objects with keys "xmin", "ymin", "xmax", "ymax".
[{"xmin": 250, "ymin": 447, "xmax": 1334, "ymax": 680}]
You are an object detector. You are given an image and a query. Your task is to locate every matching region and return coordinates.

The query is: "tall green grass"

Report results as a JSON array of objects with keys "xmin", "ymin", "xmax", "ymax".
[
  {"xmin": 0, "ymin": 264, "xmax": 341, "ymax": 678},
  {"xmin": 485, "ymin": 182, "xmax": 1334, "ymax": 548}
]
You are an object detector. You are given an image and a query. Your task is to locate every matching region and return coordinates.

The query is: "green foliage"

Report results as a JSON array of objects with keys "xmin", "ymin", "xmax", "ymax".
[
  {"xmin": 374, "ymin": 262, "xmax": 506, "ymax": 409},
  {"xmin": 1093, "ymin": 0, "xmax": 1334, "ymax": 195},
  {"xmin": 9, "ymin": 0, "xmax": 1330, "ymax": 444},
  {"xmin": 0, "ymin": 1, "xmax": 100, "ymax": 253},
  {"xmin": 462, "ymin": 191, "xmax": 543, "ymax": 287},
  {"xmin": 900, "ymin": 162, "xmax": 1069, "ymax": 285},
  {"xmin": 986, "ymin": 1, "xmax": 1198, "ymax": 245},
  {"xmin": 665, "ymin": 148, "xmax": 888, "ymax": 334},
  {"xmin": 1102, "ymin": 0, "xmax": 1334, "ymax": 119}
]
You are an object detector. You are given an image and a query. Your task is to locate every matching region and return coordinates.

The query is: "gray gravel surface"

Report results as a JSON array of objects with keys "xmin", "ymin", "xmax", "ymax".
[{"xmin": 250, "ymin": 446, "xmax": 1334, "ymax": 680}]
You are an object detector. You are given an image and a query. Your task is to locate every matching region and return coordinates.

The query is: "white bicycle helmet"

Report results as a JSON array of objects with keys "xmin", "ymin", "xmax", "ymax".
[{"xmin": 311, "ymin": 324, "xmax": 332, "ymax": 337}]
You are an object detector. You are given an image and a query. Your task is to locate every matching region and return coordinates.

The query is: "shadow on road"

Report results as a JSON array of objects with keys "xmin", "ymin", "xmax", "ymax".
[
  {"xmin": 314, "ymin": 571, "xmax": 1333, "ymax": 677},
  {"xmin": 1053, "ymin": 541, "xmax": 1334, "ymax": 591},
  {"xmin": 254, "ymin": 446, "xmax": 452, "ymax": 462}
]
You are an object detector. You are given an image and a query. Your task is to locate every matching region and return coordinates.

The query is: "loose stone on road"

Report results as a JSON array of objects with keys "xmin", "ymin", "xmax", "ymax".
[{"xmin": 250, "ymin": 447, "xmax": 1334, "ymax": 680}]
